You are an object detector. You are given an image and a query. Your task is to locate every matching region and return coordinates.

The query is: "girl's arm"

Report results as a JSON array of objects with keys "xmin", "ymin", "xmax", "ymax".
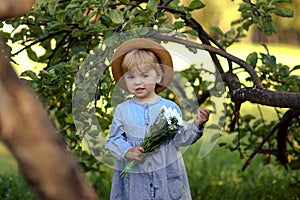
[
  {"xmin": 174, "ymin": 107, "xmax": 210, "ymax": 146},
  {"xmin": 105, "ymin": 106, "xmax": 133, "ymax": 160}
]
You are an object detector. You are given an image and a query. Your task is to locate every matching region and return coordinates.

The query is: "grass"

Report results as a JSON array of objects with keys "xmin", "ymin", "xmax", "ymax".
[
  {"xmin": 1, "ymin": 134, "xmax": 300, "ymax": 200},
  {"xmin": 0, "ymin": 143, "xmax": 35, "ymax": 200},
  {"xmin": 184, "ymin": 135, "xmax": 300, "ymax": 200},
  {"xmin": 0, "ymin": 143, "xmax": 18, "ymax": 175}
]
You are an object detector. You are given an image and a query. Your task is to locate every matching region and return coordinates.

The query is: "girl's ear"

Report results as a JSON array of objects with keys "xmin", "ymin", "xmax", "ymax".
[{"xmin": 156, "ymin": 67, "xmax": 163, "ymax": 84}]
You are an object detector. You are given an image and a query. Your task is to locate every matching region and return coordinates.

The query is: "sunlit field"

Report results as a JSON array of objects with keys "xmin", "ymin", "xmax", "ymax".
[
  {"xmin": 1, "ymin": 43, "xmax": 299, "ymax": 199},
  {"xmin": 228, "ymin": 43, "xmax": 300, "ymax": 68}
]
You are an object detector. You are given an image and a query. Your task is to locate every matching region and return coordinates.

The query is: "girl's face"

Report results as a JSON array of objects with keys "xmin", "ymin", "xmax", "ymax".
[{"xmin": 124, "ymin": 66, "xmax": 161, "ymax": 102}]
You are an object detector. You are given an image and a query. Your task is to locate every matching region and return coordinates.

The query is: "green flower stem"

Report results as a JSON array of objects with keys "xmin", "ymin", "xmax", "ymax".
[{"xmin": 120, "ymin": 160, "xmax": 138, "ymax": 178}]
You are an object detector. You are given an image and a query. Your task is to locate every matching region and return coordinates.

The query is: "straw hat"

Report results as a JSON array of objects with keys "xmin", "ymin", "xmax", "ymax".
[{"xmin": 111, "ymin": 38, "xmax": 173, "ymax": 93}]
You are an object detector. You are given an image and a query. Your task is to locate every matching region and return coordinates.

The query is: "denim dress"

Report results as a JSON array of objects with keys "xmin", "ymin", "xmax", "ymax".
[{"xmin": 105, "ymin": 97, "xmax": 203, "ymax": 200}]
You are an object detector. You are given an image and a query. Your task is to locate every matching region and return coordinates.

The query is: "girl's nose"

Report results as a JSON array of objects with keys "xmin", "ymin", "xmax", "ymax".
[{"xmin": 134, "ymin": 77, "xmax": 143, "ymax": 84}]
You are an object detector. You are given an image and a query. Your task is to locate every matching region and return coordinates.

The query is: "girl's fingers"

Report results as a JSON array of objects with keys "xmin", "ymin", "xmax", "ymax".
[
  {"xmin": 138, "ymin": 146, "xmax": 144, "ymax": 152},
  {"xmin": 132, "ymin": 146, "xmax": 144, "ymax": 153},
  {"xmin": 198, "ymin": 108, "xmax": 210, "ymax": 119},
  {"xmin": 135, "ymin": 153, "xmax": 143, "ymax": 161}
]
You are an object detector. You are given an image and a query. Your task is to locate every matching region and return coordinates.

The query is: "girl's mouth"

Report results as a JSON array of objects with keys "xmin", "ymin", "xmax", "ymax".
[{"xmin": 135, "ymin": 88, "xmax": 145, "ymax": 93}]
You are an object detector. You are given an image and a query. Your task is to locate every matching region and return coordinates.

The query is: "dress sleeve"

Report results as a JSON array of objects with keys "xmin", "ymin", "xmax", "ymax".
[
  {"xmin": 171, "ymin": 104, "xmax": 204, "ymax": 146},
  {"xmin": 105, "ymin": 105, "xmax": 133, "ymax": 160}
]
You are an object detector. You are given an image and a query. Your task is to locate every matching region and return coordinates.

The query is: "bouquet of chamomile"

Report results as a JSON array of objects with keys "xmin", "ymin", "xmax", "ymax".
[{"xmin": 120, "ymin": 105, "xmax": 186, "ymax": 178}]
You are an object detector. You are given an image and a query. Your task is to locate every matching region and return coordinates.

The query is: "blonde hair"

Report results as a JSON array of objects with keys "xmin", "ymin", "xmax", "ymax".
[{"xmin": 121, "ymin": 49, "xmax": 162, "ymax": 76}]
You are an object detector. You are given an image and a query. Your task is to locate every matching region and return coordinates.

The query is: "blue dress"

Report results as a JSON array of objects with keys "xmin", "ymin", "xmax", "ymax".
[{"xmin": 105, "ymin": 97, "xmax": 203, "ymax": 200}]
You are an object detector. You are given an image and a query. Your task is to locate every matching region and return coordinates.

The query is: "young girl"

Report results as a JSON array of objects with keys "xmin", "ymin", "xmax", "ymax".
[{"xmin": 105, "ymin": 38, "xmax": 210, "ymax": 200}]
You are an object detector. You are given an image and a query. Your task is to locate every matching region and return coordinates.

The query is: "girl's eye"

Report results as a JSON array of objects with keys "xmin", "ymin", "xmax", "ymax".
[
  {"xmin": 142, "ymin": 74, "xmax": 149, "ymax": 78},
  {"xmin": 126, "ymin": 75, "xmax": 134, "ymax": 80}
]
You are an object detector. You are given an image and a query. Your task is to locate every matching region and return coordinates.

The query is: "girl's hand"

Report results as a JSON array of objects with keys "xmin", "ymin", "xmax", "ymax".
[
  {"xmin": 125, "ymin": 146, "xmax": 144, "ymax": 161},
  {"xmin": 194, "ymin": 108, "xmax": 210, "ymax": 128}
]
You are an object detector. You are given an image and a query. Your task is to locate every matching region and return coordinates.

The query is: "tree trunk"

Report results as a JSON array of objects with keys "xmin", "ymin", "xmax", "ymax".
[
  {"xmin": 0, "ymin": 42, "xmax": 98, "ymax": 200},
  {"xmin": 0, "ymin": 0, "xmax": 35, "ymax": 20}
]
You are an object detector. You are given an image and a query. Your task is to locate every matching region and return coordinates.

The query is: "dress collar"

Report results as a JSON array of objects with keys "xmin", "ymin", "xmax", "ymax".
[{"xmin": 131, "ymin": 96, "xmax": 161, "ymax": 106}]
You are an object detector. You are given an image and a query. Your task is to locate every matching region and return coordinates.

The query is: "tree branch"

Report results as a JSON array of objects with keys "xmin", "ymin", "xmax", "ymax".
[
  {"xmin": 11, "ymin": 30, "xmax": 68, "ymax": 57},
  {"xmin": 242, "ymin": 109, "xmax": 300, "ymax": 171},
  {"xmin": 158, "ymin": 5, "xmax": 228, "ymax": 74},
  {"xmin": 147, "ymin": 32, "xmax": 263, "ymax": 88},
  {"xmin": 232, "ymin": 87, "xmax": 300, "ymax": 109}
]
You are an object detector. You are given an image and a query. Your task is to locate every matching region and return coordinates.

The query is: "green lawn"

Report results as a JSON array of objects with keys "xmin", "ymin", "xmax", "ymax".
[
  {"xmin": 184, "ymin": 135, "xmax": 300, "ymax": 200},
  {"xmin": 0, "ymin": 143, "xmax": 18, "ymax": 175},
  {"xmin": 0, "ymin": 143, "xmax": 35, "ymax": 199},
  {"xmin": 1, "ymin": 135, "xmax": 300, "ymax": 199}
]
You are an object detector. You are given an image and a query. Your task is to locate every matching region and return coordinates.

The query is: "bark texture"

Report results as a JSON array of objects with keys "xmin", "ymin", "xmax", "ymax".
[{"xmin": 0, "ymin": 42, "xmax": 98, "ymax": 200}]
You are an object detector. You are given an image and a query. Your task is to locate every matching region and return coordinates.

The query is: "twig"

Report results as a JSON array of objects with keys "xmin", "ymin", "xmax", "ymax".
[
  {"xmin": 147, "ymin": 32, "xmax": 263, "ymax": 88},
  {"xmin": 242, "ymin": 109, "xmax": 300, "ymax": 171},
  {"xmin": 257, "ymin": 104, "xmax": 266, "ymax": 127},
  {"xmin": 12, "ymin": 30, "xmax": 67, "ymax": 57}
]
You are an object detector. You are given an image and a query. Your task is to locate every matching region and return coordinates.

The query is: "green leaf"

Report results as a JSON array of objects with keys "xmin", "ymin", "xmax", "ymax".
[
  {"xmin": 273, "ymin": 7, "xmax": 294, "ymax": 17},
  {"xmin": 146, "ymin": 0, "xmax": 160, "ymax": 11},
  {"xmin": 65, "ymin": 114, "xmax": 74, "ymax": 124},
  {"xmin": 101, "ymin": 15, "xmax": 113, "ymax": 27},
  {"xmin": 66, "ymin": 2, "xmax": 79, "ymax": 10},
  {"xmin": 242, "ymin": 114, "xmax": 256, "ymax": 123},
  {"xmin": 246, "ymin": 52, "xmax": 258, "ymax": 68},
  {"xmin": 272, "ymin": 0, "xmax": 292, "ymax": 4},
  {"xmin": 74, "ymin": 8, "xmax": 83, "ymax": 22},
  {"xmin": 71, "ymin": 43, "xmax": 86, "ymax": 54},
  {"xmin": 71, "ymin": 29, "xmax": 82, "ymax": 37},
  {"xmin": 290, "ymin": 158, "xmax": 300, "ymax": 170},
  {"xmin": 48, "ymin": 0, "xmax": 59, "ymax": 15},
  {"xmin": 49, "ymin": 21, "xmax": 66, "ymax": 30},
  {"xmin": 26, "ymin": 47, "xmax": 38, "ymax": 62},
  {"xmin": 242, "ymin": 20, "xmax": 253, "ymax": 31},
  {"xmin": 55, "ymin": 10, "xmax": 66, "ymax": 21},
  {"xmin": 110, "ymin": 9, "xmax": 124, "ymax": 24},
  {"xmin": 289, "ymin": 65, "xmax": 300, "ymax": 74},
  {"xmin": 211, "ymin": 26, "xmax": 224, "ymax": 35},
  {"xmin": 184, "ymin": 29, "xmax": 198, "ymax": 36},
  {"xmin": 97, "ymin": 117, "xmax": 111, "ymax": 131},
  {"xmin": 231, "ymin": 19, "xmax": 242, "ymax": 26},
  {"xmin": 188, "ymin": 0, "xmax": 205, "ymax": 11},
  {"xmin": 39, "ymin": 69, "xmax": 56, "ymax": 78},
  {"xmin": 173, "ymin": 21, "xmax": 185, "ymax": 30},
  {"xmin": 186, "ymin": 46, "xmax": 197, "ymax": 54},
  {"xmin": 279, "ymin": 65, "xmax": 289, "ymax": 77},
  {"xmin": 261, "ymin": 19, "xmax": 277, "ymax": 35},
  {"xmin": 168, "ymin": 0, "xmax": 180, "ymax": 9},
  {"xmin": 34, "ymin": 0, "xmax": 46, "ymax": 8},
  {"xmin": 20, "ymin": 70, "xmax": 39, "ymax": 80}
]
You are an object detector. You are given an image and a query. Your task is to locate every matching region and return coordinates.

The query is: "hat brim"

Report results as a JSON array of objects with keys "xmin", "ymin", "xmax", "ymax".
[{"xmin": 111, "ymin": 38, "xmax": 173, "ymax": 93}]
